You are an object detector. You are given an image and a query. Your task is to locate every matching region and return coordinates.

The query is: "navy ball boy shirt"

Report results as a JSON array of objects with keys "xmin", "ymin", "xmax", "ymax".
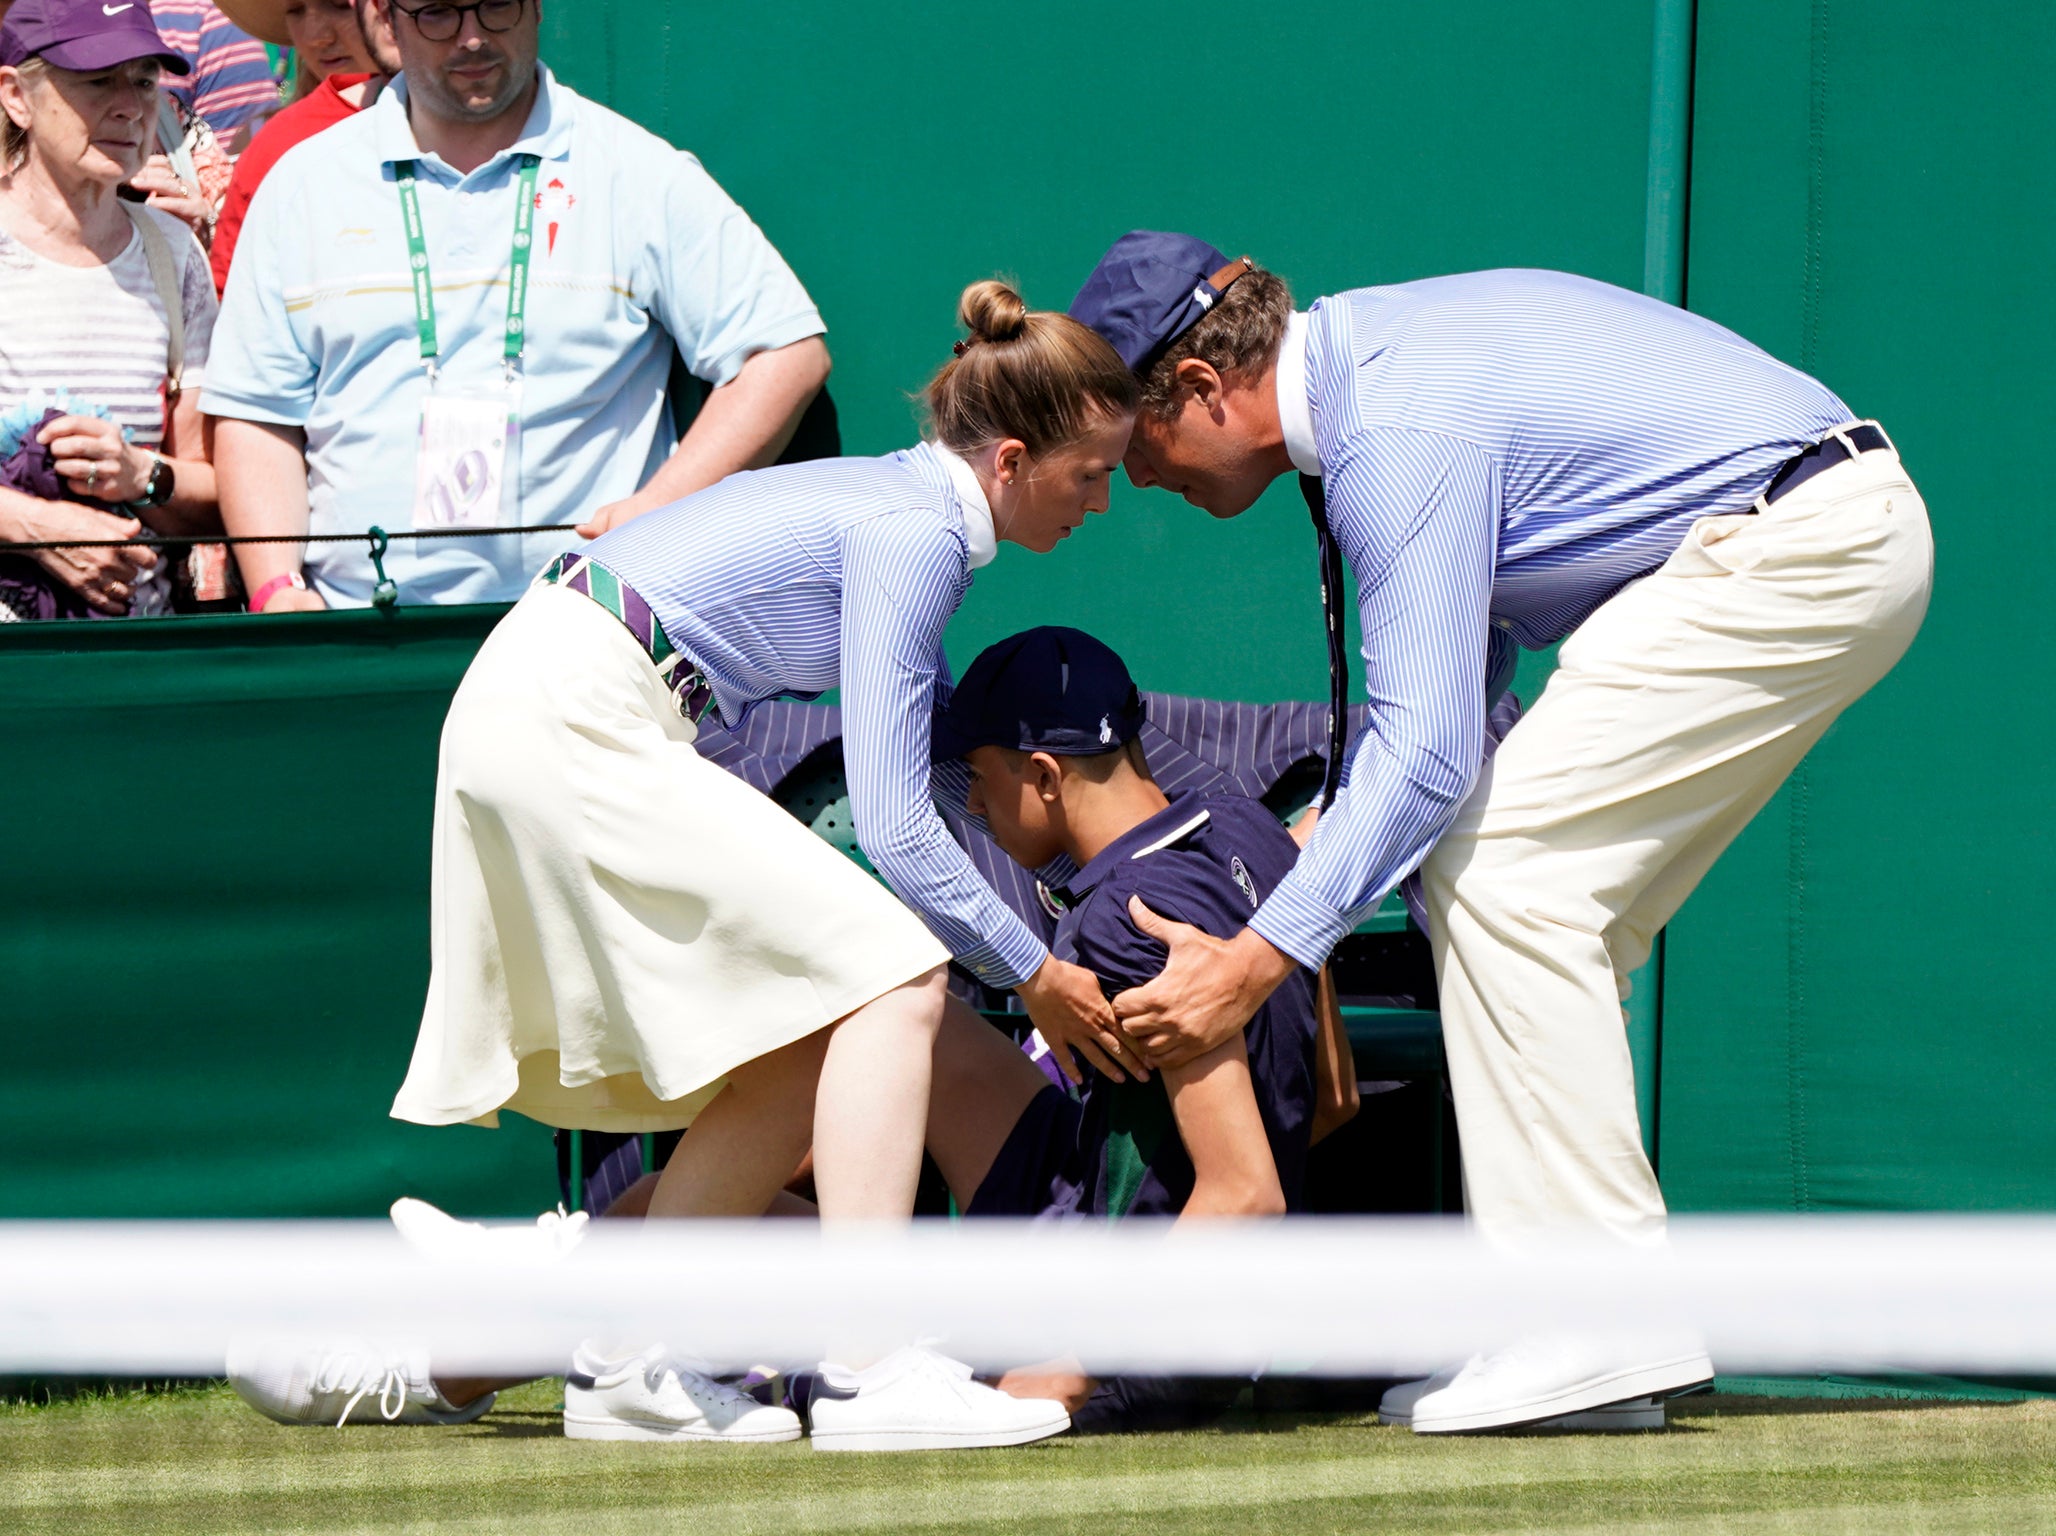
[{"xmin": 1049, "ymin": 792, "xmax": 1320, "ymax": 1216}]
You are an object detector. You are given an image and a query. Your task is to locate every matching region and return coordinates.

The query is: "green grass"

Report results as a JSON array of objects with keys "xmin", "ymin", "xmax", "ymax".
[{"xmin": 4, "ymin": 1382, "xmax": 2054, "ymax": 1534}]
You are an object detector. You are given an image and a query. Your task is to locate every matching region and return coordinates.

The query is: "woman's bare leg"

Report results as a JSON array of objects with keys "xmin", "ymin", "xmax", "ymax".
[
  {"xmin": 644, "ymin": 1029, "xmax": 832, "ymax": 1219},
  {"xmin": 809, "ymin": 967, "xmax": 948, "ymax": 1222}
]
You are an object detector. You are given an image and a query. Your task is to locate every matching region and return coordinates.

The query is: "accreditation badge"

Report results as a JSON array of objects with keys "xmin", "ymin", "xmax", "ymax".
[{"xmin": 411, "ymin": 380, "xmax": 521, "ymax": 530}]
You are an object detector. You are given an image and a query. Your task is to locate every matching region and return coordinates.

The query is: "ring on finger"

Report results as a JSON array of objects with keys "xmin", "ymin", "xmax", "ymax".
[{"xmin": 85, "ymin": 461, "xmax": 100, "ymax": 490}]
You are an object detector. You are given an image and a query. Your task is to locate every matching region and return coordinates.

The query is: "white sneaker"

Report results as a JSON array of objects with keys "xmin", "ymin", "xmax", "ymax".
[
  {"xmin": 1376, "ymin": 1366, "xmax": 1462, "ymax": 1426},
  {"xmin": 228, "ymin": 1336, "xmax": 495, "ymax": 1428},
  {"xmin": 563, "ymin": 1344, "xmax": 802, "ymax": 1444},
  {"xmin": 1408, "ymin": 1336, "xmax": 1713, "ymax": 1435},
  {"xmin": 1553, "ymin": 1396, "xmax": 1666, "ymax": 1431},
  {"xmin": 389, "ymin": 1197, "xmax": 590, "ymax": 1264},
  {"xmin": 806, "ymin": 1344, "xmax": 1070, "ymax": 1452}
]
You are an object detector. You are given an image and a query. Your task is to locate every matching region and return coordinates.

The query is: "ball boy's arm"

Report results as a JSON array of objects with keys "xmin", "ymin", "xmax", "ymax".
[{"xmin": 1163, "ymin": 1030, "xmax": 1286, "ymax": 1221}]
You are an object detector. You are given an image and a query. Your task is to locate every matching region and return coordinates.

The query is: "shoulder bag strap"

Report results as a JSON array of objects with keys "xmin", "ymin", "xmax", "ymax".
[{"xmin": 122, "ymin": 201, "xmax": 186, "ymax": 399}]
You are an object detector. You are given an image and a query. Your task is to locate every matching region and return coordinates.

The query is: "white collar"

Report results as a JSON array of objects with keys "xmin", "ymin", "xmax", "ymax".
[
  {"xmin": 933, "ymin": 444, "xmax": 998, "ymax": 569},
  {"xmin": 1128, "ymin": 808, "xmax": 1210, "ymax": 860},
  {"xmin": 1276, "ymin": 311, "xmax": 1321, "ymax": 477}
]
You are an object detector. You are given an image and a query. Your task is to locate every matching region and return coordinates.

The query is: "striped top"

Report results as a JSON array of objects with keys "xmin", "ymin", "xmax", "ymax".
[
  {"xmin": 0, "ymin": 207, "xmax": 216, "ymax": 450},
  {"xmin": 148, "ymin": 1, "xmax": 279, "ymax": 149},
  {"xmin": 584, "ymin": 441, "xmax": 1049, "ymax": 989},
  {"xmin": 1251, "ymin": 269, "xmax": 1853, "ymax": 967},
  {"xmin": 0, "ymin": 208, "xmax": 215, "ymax": 617}
]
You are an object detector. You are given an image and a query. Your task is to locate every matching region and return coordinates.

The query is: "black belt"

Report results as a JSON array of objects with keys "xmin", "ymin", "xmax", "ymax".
[
  {"xmin": 1761, "ymin": 422, "xmax": 1893, "ymax": 507},
  {"xmin": 538, "ymin": 553, "xmax": 715, "ymax": 723}
]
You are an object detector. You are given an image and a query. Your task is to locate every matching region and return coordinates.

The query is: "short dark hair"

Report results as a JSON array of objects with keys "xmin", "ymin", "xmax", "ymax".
[
  {"xmin": 1137, "ymin": 266, "xmax": 1293, "ymax": 420},
  {"xmin": 993, "ymin": 737, "xmax": 1152, "ymax": 784}
]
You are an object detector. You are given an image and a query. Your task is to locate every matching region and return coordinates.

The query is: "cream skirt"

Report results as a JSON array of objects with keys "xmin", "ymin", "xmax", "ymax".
[{"xmin": 391, "ymin": 582, "xmax": 950, "ymax": 1133}]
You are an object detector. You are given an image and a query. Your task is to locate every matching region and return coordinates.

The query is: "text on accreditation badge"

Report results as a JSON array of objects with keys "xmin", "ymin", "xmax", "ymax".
[{"xmin": 413, "ymin": 384, "xmax": 520, "ymax": 530}]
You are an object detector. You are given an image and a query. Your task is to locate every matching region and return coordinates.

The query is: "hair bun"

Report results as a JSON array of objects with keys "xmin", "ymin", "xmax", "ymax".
[{"xmin": 957, "ymin": 279, "xmax": 1029, "ymax": 345}]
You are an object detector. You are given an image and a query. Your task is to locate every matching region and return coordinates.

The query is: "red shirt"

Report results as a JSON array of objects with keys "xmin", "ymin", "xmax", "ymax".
[{"xmin": 210, "ymin": 74, "xmax": 379, "ymax": 295}]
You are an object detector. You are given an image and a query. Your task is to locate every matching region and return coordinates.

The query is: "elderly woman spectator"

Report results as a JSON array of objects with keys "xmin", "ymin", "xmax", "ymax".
[{"xmin": 0, "ymin": 0, "xmax": 221, "ymax": 619}]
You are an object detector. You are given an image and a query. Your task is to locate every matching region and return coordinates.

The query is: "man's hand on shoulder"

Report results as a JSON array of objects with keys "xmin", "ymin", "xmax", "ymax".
[{"xmin": 1112, "ymin": 898, "xmax": 1298, "ymax": 1069}]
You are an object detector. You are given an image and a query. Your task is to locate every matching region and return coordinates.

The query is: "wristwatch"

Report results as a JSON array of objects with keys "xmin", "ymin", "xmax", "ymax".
[{"xmin": 132, "ymin": 452, "xmax": 175, "ymax": 510}]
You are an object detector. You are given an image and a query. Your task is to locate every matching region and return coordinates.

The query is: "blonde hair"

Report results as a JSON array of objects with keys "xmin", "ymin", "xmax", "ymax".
[
  {"xmin": 924, "ymin": 279, "xmax": 1138, "ymax": 456},
  {"xmin": 1, "ymin": 57, "xmax": 51, "ymax": 174}
]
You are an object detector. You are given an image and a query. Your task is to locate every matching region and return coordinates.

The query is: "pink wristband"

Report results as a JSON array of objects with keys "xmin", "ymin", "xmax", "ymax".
[{"xmin": 249, "ymin": 571, "xmax": 308, "ymax": 613}]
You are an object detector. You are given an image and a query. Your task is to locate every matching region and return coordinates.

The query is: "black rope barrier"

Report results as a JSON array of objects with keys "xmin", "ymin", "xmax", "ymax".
[{"xmin": 0, "ymin": 525, "xmax": 535, "ymax": 552}]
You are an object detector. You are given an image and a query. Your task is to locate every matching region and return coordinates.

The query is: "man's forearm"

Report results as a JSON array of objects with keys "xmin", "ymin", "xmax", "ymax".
[
  {"xmin": 637, "ymin": 335, "xmax": 830, "ymax": 507},
  {"xmin": 214, "ymin": 417, "xmax": 312, "ymax": 594}
]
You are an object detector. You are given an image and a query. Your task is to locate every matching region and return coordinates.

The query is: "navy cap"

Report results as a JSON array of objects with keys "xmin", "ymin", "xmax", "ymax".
[
  {"xmin": 934, "ymin": 626, "xmax": 1147, "ymax": 762},
  {"xmin": 0, "ymin": 0, "xmax": 192, "ymax": 74},
  {"xmin": 1068, "ymin": 230, "xmax": 1255, "ymax": 373}
]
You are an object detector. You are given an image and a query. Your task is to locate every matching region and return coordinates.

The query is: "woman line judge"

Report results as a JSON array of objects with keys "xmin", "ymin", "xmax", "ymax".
[{"xmin": 230, "ymin": 281, "xmax": 1141, "ymax": 1453}]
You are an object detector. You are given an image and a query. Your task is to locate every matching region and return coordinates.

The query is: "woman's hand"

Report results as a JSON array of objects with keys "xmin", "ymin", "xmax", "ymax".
[
  {"xmin": 1015, "ymin": 954, "xmax": 1145, "ymax": 1086},
  {"xmin": 38, "ymin": 415, "xmax": 151, "ymax": 504},
  {"xmin": 24, "ymin": 499, "xmax": 157, "ymax": 614},
  {"xmin": 1111, "ymin": 899, "xmax": 1297, "ymax": 1068},
  {"xmin": 130, "ymin": 156, "xmax": 213, "ymax": 246}
]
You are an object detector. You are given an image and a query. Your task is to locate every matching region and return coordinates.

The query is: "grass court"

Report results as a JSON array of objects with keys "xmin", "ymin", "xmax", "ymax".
[{"xmin": 5, "ymin": 1381, "xmax": 2054, "ymax": 1534}]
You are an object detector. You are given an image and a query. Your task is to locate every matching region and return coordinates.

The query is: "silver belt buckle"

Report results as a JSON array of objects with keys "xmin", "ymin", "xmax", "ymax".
[{"xmin": 668, "ymin": 664, "xmax": 711, "ymax": 723}]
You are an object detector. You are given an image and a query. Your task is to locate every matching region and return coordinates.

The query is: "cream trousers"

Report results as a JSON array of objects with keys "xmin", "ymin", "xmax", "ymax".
[{"xmin": 1422, "ymin": 443, "xmax": 1934, "ymax": 1245}]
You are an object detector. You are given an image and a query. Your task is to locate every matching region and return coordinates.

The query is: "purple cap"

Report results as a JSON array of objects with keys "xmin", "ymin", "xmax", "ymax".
[{"xmin": 0, "ymin": 0, "xmax": 192, "ymax": 74}]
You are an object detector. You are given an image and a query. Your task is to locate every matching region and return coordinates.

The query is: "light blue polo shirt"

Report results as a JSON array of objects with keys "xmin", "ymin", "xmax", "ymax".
[{"xmin": 202, "ymin": 67, "xmax": 825, "ymax": 607}]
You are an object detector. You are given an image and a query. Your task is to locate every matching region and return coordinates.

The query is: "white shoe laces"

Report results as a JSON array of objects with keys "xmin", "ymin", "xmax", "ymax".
[
  {"xmin": 902, "ymin": 1344, "xmax": 977, "ymax": 1400},
  {"xmin": 634, "ymin": 1348, "xmax": 762, "ymax": 1417},
  {"xmin": 536, "ymin": 1206, "xmax": 590, "ymax": 1253},
  {"xmin": 313, "ymin": 1351, "xmax": 428, "ymax": 1428}
]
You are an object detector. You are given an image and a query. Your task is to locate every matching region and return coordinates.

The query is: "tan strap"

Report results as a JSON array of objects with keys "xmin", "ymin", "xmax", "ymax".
[
  {"xmin": 1208, "ymin": 256, "xmax": 1256, "ymax": 294},
  {"xmin": 122, "ymin": 201, "xmax": 186, "ymax": 399}
]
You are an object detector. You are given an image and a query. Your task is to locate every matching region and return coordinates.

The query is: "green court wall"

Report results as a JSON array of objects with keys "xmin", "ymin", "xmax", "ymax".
[
  {"xmin": 1656, "ymin": 0, "xmax": 2056, "ymax": 1211},
  {"xmin": 1, "ymin": 2, "xmax": 2047, "ymax": 1222}
]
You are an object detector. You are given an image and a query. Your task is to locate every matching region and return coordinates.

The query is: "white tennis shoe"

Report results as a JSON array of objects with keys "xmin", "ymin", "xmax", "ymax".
[
  {"xmin": 389, "ymin": 1196, "xmax": 590, "ymax": 1264},
  {"xmin": 806, "ymin": 1344, "xmax": 1070, "ymax": 1452},
  {"xmin": 562, "ymin": 1343, "xmax": 802, "ymax": 1443},
  {"xmin": 228, "ymin": 1336, "xmax": 495, "ymax": 1428},
  {"xmin": 1380, "ymin": 1370, "xmax": 1665, "ymax": 1431},
  {"xmin": 1399, "ymin": 1335, "xmax": 1712, "ymax": 1434}
]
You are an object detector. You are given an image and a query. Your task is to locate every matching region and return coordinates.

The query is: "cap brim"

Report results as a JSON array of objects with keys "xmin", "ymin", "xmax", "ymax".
[
  {"xmin": 213, "ymin": 0, "xmax": 294, "ymax": 47},
  {"xmin": 37, "ymin": 38, "xmax": 193, "ymax": 76}
]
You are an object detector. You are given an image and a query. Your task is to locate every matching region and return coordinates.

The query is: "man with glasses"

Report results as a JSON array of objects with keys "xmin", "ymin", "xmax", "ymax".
[{"xmin": 203, "ymin": 0, "xmax": 831, "ymax": 610}]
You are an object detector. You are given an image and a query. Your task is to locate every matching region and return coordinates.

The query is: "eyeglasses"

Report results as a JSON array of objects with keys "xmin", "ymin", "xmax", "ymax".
[{"xmin": 388, "ymin": 0, "xmax": 527, "ymax": 43}]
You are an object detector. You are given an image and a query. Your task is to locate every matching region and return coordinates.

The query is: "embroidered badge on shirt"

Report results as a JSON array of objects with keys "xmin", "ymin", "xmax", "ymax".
[
  {"xmin": 1231, "ymin": 856, "xmax": 1258, "ymax": 910},
  {"xmin": 536, "ymin": 177, "xmax": 575, "ymax": 257}
]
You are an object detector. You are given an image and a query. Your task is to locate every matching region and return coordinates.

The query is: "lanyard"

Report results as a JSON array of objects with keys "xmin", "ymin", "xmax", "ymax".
[{"xmin": 394, "ymin": 151, "xmax": 540, "ymax": 382}]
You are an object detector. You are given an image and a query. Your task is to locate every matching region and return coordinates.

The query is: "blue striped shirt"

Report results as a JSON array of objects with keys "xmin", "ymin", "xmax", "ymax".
[
  {"xmin": 582, "ymin": 442, "xmax": 1049, "ymax": 989},
  {"xmin": 1252, "ymin": 269, "xmax": 1853, "ymax": 967}
]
